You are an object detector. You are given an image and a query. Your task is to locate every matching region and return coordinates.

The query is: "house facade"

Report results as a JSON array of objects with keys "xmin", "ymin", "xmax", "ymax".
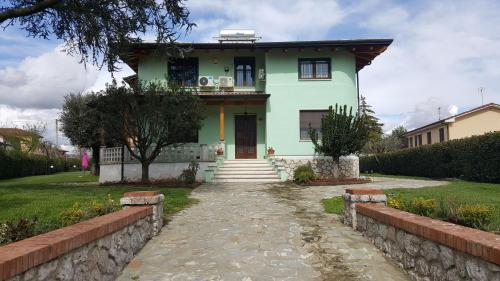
[
  {"xmin": 0, "ymin": 128, "xmax": 41, "ymax": 153},
  {"xmin": 100, "ymin": 35, "xmax": 392, "ymax": 183},
  {"xmin": 404, "ymin": 103, "xmax": 500, "ymax": 147}
]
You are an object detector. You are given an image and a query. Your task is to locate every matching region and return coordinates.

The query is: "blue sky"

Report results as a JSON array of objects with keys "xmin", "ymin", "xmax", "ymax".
[{"xmin": 1, "ymin": 0, "xmax": 499, "ymax": 149}]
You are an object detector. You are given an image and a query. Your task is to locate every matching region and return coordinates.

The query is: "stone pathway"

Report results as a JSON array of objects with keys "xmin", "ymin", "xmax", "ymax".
[{"xmin": 117, "ymin": 177, "xmax": 446, "ymax": 281}]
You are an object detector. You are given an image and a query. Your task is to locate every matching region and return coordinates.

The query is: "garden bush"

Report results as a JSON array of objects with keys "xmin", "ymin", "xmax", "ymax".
[
  {"xmin": 179, "ymin": 161, "xmax": 199, "ymax": 184},
  {"xmin": 0, "ymin": 217, "xmax": 37, "ymax": 245},
  {"xmin": 293, "ymin": 163, "xmax": 315, "ymax": 184},
  {"xmin": 408, "ymin": 197, "xmax": 436, "ymax": 217},
  {"xmin": 60, "ymin": 195, "xmax": 119, "ymax": 227},
  {"xmin": 387, "ymin": 194, "xmax": 402, "ymax": 209},
  {"xmin": 455, "ymin": 204, "xmax": 494, "ymax": 229},
  {"xmin": 360, "ymin": 132, "xmax": 500, "ymax": 183},
  {"xmin": 0, "ymin": 150, "xmax": 80, "ymax": 179},
  {"xmin": 387, "ymin": 194, "xmax": 496, "ymax": 231},
  {"xmin": 59, "ymin": 203, "xmax": 86, "ymax": 227}
]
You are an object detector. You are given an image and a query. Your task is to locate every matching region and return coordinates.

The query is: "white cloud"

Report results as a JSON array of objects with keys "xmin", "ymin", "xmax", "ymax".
[
  {"xmin": 0, "ymin": 46, "xmax": 100, "ymax": 109},
  {"xmin": 187, "ymin": 0, "xmax": 347, "ymax": 41},
  {"xmin": 186, "ymin": 0, "xmax": 500, "ymax": 131},
  {"xmin": 86, "ymin": 63, "xmax": 135, "ymax": 93},
  {"xmin": 360, "ymin": 0, "xmax": 500, "ymax": 129},
  {"xmin": 0, "ymin": 44, "xmax": 132, "ymax": 151},
  {"xmin": 2, "ymin": 0, "xmax": 500, "ymax": 138},
  {"xmin": 0, "ymin": 105, "xmax": 67, "ymax": 146}
]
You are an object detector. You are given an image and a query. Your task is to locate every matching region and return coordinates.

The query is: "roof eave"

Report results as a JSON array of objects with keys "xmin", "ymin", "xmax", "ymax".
[{"xmin": 119, "ymin": 38, "xmax": 393, "ymax": 73}]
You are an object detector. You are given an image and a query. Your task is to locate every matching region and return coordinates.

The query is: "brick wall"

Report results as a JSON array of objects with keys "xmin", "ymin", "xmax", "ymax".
[
  {"xmin": 355, "ymin": 203, "xmax": 500, "ymax": 281},
  {"xmin": 0, "ymin": 207, "xmax": 154, "ymax": 281}
]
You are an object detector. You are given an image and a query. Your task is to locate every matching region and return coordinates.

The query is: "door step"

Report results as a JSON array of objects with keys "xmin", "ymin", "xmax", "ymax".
[
  {"xmin": 212, "ymin": 159, "xmax": 281, "ymax": 183},
  {"xmin": 216, "ymin": 171, "xmax": 276, "ymax": 175},
  {"xmin": 218, "ymin": 167, "xmax": 275, "ymax": 171},
  {"xmin": 214, "ymin": 178, "xmax": 281, "ymax": 183}
]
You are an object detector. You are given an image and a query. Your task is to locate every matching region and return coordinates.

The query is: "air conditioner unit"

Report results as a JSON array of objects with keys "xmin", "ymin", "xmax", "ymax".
[
  {"xmin": 218, "ymin": 76, "xmax": 234, "ymax": 88},
  {"xmin": 258, "ymin": 68, "xmax": 266, "ymax": 81},
  {"xmin": 198, "ymin": 76, "xmax": 214, "ymax": 87}
]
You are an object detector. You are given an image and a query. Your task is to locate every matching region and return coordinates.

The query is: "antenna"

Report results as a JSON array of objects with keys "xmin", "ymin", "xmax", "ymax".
[
  {"xmin": 438, "ymin": 106, "xmax": 441, "ymax": 120},
  {"xmin": 478, "ymin": 87, "xmax": 485, "ymax": 105}
]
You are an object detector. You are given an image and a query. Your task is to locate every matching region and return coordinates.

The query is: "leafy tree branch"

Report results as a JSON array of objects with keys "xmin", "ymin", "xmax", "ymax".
[{"xmin": 1, "ymin": 0, "xmax": 195, "ymax": 72}]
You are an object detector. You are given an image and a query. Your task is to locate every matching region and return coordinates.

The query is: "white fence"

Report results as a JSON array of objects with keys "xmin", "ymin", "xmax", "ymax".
[{"xmin": 100, "ymin": 143, "xmax": 217, "ymax": 164}]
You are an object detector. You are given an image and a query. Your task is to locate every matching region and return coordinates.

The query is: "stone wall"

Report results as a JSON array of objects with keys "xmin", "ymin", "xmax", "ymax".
[
  {"xmin": 0, "ymin": 192, "xmax": 164, "ymax": 281},
  {"xmin": 343, "ymin": 188, "xmax": 387, "ymax": 229},
  {"xmin": 355, "ymin": 203, "xmax": 500, "ymax": 281},
  {"xmin": 275, "ymin": 155, "xmax": 359, "ymax": 180},
  {"xmin": 6, "ymin": 214, "xmax": 152, "ymax": 281}
]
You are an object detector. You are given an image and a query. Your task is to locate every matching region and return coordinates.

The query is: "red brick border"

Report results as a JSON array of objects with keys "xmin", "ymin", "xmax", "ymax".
[
  {"xmin": 0, "ymin": 207, "xmax": 152, "ymax": 281},
  {"xmin": 346, "ymin": 188, "xmax": 384, "ymax": 195},
  {"xmin": 356, "ymin": 203, "xmax": 500, "ymax": 266},
  {"xmin": 123, "ymin": 191, "xmax": 160, "ymax": 197}
]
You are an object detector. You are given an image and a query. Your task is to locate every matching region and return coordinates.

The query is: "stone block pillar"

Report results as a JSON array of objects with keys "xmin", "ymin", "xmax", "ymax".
[
  {"xmin": 338, "ymin": 155, "xmax": 360, "ymax": 178},
  {"xmin": 121, "ymin": 191, "xmax": 165, "ymax": 236},
  {"xmin": 343, "ymin": 188, "xmax": 386, "ymax": 229}
]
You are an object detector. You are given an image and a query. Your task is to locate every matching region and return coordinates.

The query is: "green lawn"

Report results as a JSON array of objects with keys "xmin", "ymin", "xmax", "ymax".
[
  {"xmin": 321, "ymin": 196, "xmax": 344, "ymax": 215},
  {"xmin": 322, "ymin": 180, "xmax": 500, "ymax": 232},
  {"xmin": 0, "ymin": 172, "xmax": 197, "ymax": 234}
]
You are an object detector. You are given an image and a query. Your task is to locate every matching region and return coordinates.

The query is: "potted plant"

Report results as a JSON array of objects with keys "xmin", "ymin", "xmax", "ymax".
[
  {"xmin": 216, "ymin": 147, "xmax": 224, "ymax": 156},
  {"xmin": 267, "ymin": 147, "xmax": 275, "ymax": 156}
]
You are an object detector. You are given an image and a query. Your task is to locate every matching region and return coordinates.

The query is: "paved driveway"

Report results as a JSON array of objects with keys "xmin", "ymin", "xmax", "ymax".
[{"xmin": 117, "ymin": 177, "xmax": 446, "ymax": 281}]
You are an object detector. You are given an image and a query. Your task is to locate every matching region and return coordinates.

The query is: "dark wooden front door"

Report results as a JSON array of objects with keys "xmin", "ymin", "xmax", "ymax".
[{"xmin": 235, "ymin": 115, "xmax": 257, "ymax": 159}]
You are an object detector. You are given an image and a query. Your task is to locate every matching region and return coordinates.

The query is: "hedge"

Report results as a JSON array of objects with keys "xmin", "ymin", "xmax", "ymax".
[
  {"xmin": 0, "ymin": 151, "xmax": 80, "ymax": 179},
  {"xmin": 360, "ymin": 132, "xmax": 500, "ymax": 183}
]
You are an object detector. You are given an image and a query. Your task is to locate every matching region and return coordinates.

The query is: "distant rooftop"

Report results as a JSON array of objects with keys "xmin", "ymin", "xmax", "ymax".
[
  {"xmin": 0, "ymin": 128, "xmax": 39, "ymax": 137},
  {"xmin": 404, "ymin": 103, "xmax": 500, "ymax": 136}
]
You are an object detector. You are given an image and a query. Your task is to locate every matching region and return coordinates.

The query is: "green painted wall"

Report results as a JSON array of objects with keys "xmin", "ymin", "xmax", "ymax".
[
  {"xmin": 265, "ymin": 49, "xmax": 358, "ymax": 156},
  {"xmin": 137, "ymin": 50, "xmax": 266, "ymax": 92},
  {"xmin": 198, "ymin": 105, "xmax": 266, "ymax": 160},
  {"xmin": 136, "ymin": 48, "xmax": 358, "ymax": 158}
]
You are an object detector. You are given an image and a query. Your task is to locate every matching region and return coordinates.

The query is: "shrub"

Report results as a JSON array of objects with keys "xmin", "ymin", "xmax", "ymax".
[
  {"xmin": 434, "ymin": 197, "xmax": 460, "ymax": 221},
  {"xmin": 0, "ymin": 217, "xmax": 37, "ymax": 245},
  {"xmin": 387, "ymin": 194, "xmax": 402, "ymax": 209},
  {"xmin": 294, "ymin": 163, "xmax": 315, "ymax": 184},
  {"xmin": 386, "ymin": 194, "xmax": 496, "ymax": 231},
  {"xmin": 360, "ymin": 132, "xmax": 500, "ymax": 183},
  {"xmin": 86, "ymin": 194, "xmax": 119, "ymax": 217},
  {"xmin": 0, "ymin": 150, "xmax": 79, "ymax": 179},
  {"xmin": 60, "ymin": 195, "xmax": 119, "ymax": 227},
  {"xmin": 59, "ymin": 203, "xmax": 86, "ymax": 227},
  {"xmin": 455, "ymin": 204, "xmax": 494, "ymax": 229},
  {"xmin": 408, "ymin": 198, "xmax": 436, "ymax": 217},
  {"xmin": 179, "ymin": 161, "xmax": 199, "ymax": 184}
]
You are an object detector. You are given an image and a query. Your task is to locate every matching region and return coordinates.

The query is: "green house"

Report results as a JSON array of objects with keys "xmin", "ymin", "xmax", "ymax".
[{"xmin": 100, "ymin": 35, "xmax": 391, "ymax": 183}]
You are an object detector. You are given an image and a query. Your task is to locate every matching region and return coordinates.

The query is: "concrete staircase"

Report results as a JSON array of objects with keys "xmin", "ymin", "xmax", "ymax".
[{"xmin": 213, "ymin": 159, "xmax": 281, "ymax": 183}]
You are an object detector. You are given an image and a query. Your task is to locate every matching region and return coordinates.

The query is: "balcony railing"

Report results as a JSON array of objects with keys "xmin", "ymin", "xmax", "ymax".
[{"xmin": 100, "ymin": 143, "xmax": 217, "ymax": 164}]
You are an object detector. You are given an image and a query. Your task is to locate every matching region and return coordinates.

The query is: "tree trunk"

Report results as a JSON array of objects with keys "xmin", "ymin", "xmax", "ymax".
[
  {"xmin": 141, "ymin": 161, "xmax": 150, "ymax": 183},
  {"xmin": 91, "ymin": 145, "xmax": 100, "ymax": 176}
]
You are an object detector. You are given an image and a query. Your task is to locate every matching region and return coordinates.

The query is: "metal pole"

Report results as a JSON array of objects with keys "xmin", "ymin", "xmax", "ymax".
[
  {"xmin": 479, "ymin": 87, "xmax": 485, "ymax": 105},
  {"xmin": 55, "ymin": 119, "xmax": 59, "ymax": 148}
]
